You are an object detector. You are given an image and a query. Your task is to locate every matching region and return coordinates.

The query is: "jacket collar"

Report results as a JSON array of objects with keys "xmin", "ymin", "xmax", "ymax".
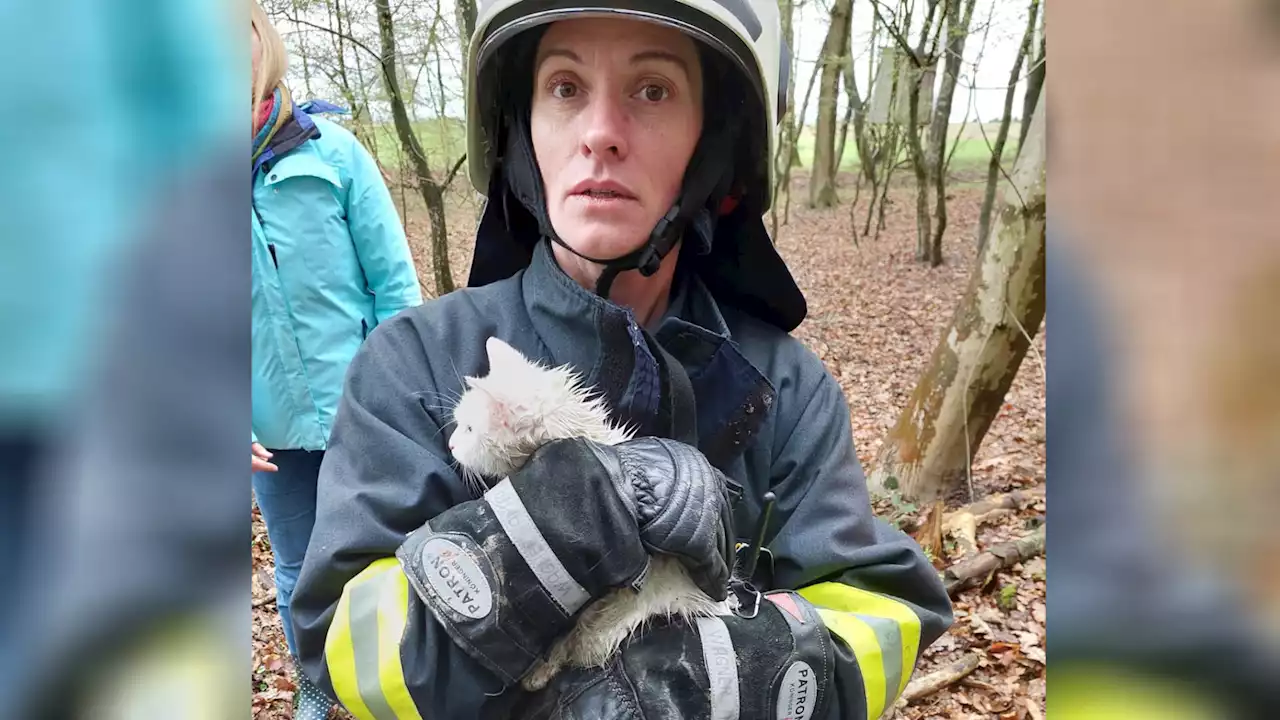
[
  {"xmin": 519, "ymin": 240, "xmax": 775, "ymax": 469},
  {"xmin": 252, "ymin": 99, "xmax": 330, "ymax": 178}
]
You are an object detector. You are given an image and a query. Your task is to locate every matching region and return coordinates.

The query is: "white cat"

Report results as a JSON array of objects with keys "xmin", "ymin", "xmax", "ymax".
[{"xmin": 448, "ymin": 337, "xmax": 733, "ymax": 692}]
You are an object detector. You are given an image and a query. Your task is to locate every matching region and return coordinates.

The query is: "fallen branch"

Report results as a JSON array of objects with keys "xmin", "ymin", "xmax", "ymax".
[
  {"xmin": 897, "ymin": 652, "xmax": 981, "ymax": 705},
  {"xmin": 905, "ymin": 486, "xmax": 1043, "ymax": 532},
  {"xmin": 948, "ymin": 486, "xmax": 1045, "ymax": 524},
  {"xmin": 944, "ymin": 526, "xmax": 1045, "ymax": 596},
  {"xmin": 943, "ymin": 486, "xmax": 1044, "ymax": 556}
]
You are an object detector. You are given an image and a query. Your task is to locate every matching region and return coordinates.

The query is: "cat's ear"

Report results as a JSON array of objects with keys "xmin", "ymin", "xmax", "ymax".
[
  {"xmin": 485, "ymin": 337, "xmax": 527, "ymax": 376},
  {"xmin": 489, "ymin": 396, "xmax": 513, "ymax": 430},
  {"xmin": 462, "ymin": 374, "xmax": 512, "ymax": 429}
]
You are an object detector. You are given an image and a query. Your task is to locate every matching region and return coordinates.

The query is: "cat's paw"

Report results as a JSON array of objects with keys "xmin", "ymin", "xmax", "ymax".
[{"xmin": 522, "ymin": 659, "xmax": 557, "ymax": 692}]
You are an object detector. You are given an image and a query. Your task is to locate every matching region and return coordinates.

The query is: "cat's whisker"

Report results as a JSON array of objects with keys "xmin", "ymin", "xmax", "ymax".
[
  {"xmin": 448, "ymin": 357, "xmax": 467, "ymax": 387},
  {"xmin": 420, "ymin": 389, "xmax": 462, "ymax": 411}
]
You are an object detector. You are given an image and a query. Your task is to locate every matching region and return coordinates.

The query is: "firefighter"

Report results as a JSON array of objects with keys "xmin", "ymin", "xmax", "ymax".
[{"xmin": 290, "ymin": 0, "xmax": 953, "ymax": 715}]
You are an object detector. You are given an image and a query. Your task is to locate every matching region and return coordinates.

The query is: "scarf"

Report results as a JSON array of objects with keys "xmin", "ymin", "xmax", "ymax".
[{"xmin": 252, "ymin": 85, "xmax": 294, "ymax": 168}]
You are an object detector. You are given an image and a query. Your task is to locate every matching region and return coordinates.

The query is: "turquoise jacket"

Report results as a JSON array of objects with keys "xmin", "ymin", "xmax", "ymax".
[
  {"xmin": 252, "ymin": 104, "xmax": 423, "ymax": 451},
  {"xmin": 0, "ymin": 0, "xmax": 239, "ymax": 431}
]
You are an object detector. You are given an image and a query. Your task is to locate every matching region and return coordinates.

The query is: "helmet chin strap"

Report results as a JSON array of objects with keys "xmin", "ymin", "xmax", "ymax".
[{"xmin": 548, "ymin": 203, "xmax": 683, "ymax": 298}]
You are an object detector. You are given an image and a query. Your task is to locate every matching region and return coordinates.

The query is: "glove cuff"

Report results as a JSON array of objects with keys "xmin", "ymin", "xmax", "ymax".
[
  {"xmin": 749, "ymin": 591, "xmax": 836, "ymax": 720},
  {"xmin": 397, "ymin": 438, "xmax": 650, "ymax": 686},
  {"xmin": 396, "ymin": 494, "xmax": 573, "ymax": 685}
]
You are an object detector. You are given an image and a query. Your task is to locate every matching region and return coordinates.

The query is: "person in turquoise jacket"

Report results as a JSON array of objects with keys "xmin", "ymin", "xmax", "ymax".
[{"xmin": 250, "ymin": 4, "xmax": 423, "ymax": 717}]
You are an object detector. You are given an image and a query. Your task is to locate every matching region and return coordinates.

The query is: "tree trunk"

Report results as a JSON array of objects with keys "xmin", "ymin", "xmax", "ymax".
[
  {"xmin": 976, "ymin": 0, "xmax": 1038, "ymax": 251},
  {"xmin": 902, "ymin": 0, "xmax": 942, "ymax": 262},
  {"xmin": 808, "ymin": 0, "xmax": 853, "ymax": 208},
  {"xmin": 374, "ymin": 0, "xmax": 456, "ymax": 295},
  {"xmin": 770, "ymin": 0, "xmax": 798, "ymax": 237},
  {"xmin": 926, "ymin": 0, "xmax": 978, "ymax": 267},
  {"xmin": 868, "ymin": 129, "xmax": 904, "ymax": 241},
  {"xmin": 780, "ymin": 48, "xmax": 823, "ymax": 229},
  {"xmin": 834, "ymin": 46, "xmax": 857, "ymax": 180},
  {"xmin": 834, "ymin": 0, "xmax": 866, "ymax": 179},
  {"xmin": 1018, "ymin": 5, "xmax": 1045, "ymax": 154},
  {"xmin": 350, "ymin": 20, "xmax": 379, "ymax": 159},
  {"xmin": 868, "ymin": 88, "xmax": 1046, "ymax": 504},
  {"xmin": 873, "ymin": 152, "xmax": 902, "ymax": 241},
  {"xmin": 423, "ymin": 182, "xmax": 453, "ymax": 297},
  {"xmin": 291, "ymin": 0, "xmax": 315, "ymax": 98},
  {"xmin": 328, "ymin": 0, "xmax": 356, "ymax": 108}
]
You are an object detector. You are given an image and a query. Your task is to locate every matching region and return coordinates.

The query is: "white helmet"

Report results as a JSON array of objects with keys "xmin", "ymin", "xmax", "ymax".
[
  {"xmin": 465, "ymin": 0, "xmax": 788, "ymax": 208},
  {"xmin": 463, "ymin": 0, "xmax": 806, "ymax": 331}
]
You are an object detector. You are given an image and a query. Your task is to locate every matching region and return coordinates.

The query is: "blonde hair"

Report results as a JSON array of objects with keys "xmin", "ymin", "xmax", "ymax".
[{"xmin": 251, "ymin": 1, "xmax": 289, "ymax": 123}]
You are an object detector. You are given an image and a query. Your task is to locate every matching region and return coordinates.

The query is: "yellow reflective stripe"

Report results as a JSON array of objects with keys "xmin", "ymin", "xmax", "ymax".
[
  {"xmin": 377, "ymin": 561, "xmax": 423, "ymax": 720},
  {"xmin": 814, "ymin": 608, "xmax": 888, "ymax": 719},
  {"xmin": 325, "ymin": 558, "xmax": 422, "ymax": 720},
  {"xmin": 326, "ymin": 566, "xmax": 377, "ymax": 720},
  {"xmin": 799, "ymin": 583, "xmax": 923, "ymax": 709}
]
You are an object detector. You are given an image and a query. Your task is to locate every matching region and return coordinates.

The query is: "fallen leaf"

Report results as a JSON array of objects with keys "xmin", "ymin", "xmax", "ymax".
[{"xmin": 968, "ymin": 613, "xmax": 995, "ymax": 640}]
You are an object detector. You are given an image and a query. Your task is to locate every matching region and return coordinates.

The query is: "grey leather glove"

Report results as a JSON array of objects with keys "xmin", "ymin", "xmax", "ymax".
[
  {"xmin": 397, "ymin": 436, "xmax": 734, "ymax": 686},
  {"xmin": 512, "ymin": 591, "xmax": 837, "ymax": 720},
  {"xmin": 604, "ymin": 436, "xmax": 736, "ymax": 601}
]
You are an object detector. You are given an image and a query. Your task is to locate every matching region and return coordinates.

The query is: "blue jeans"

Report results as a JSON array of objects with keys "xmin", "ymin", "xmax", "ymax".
[{"xmin": 252, "ymin": 448, "xmax": 323, "ymax": 657}]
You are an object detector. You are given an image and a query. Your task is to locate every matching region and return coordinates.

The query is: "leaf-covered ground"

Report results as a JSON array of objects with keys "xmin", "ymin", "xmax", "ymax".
[{"xmin": 252, "ymin": 173, "xmax": 1047, "ymax": 718}]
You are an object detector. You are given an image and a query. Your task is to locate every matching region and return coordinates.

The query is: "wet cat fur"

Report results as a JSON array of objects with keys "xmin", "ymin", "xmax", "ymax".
[{"xmin": 448, "ymin": 337, "xmax": 731, "ymax": 691}]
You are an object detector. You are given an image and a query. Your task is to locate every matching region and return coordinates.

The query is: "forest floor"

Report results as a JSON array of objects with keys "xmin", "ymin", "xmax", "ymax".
[{"xmin": 252, "ymin": 170, "xmax": 1047, "ymax": 719}]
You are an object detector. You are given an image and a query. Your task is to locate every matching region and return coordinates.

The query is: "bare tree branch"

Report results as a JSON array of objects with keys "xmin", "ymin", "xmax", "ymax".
[
  {"xmin": 443, "ymin": 153, "xmax": 467, "ymax": 189},
  {"xmin": 869, "ymin": 0, "xmax": 920, "ymax": 67},
  {"xmin": 283, "ymin": 13, "xmax": 382, "ymax": 61}
]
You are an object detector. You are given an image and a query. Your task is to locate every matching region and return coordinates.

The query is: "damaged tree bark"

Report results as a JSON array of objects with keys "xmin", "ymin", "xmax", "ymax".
[{"xmin": 867, "ymin": 85, "xmax": 1046, "ymax": 504}]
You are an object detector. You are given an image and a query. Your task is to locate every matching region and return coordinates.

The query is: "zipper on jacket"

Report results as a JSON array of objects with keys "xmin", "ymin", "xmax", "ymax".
[{"xmin": 268, "ymin": 243, "xmax": 278, "ymax": 268}]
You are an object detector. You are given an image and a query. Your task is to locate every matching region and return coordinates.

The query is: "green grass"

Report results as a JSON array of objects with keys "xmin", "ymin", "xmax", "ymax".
[
  {"xmin": 364, "ymin": 117, "xmax": 468, "ymax": 171},
  {"xmin": 791, "ymin": 121, "xmax": 1021, "ymax": 176},
  {"xmin": 356, "ymin": 116, "xmax": 1019, "ymax": 181}
]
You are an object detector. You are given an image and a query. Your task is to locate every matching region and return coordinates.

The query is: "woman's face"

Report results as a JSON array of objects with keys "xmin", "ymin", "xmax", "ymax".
[{"xmin": 530, "ymin": 18, "xmax": 704, "ymax": 261}]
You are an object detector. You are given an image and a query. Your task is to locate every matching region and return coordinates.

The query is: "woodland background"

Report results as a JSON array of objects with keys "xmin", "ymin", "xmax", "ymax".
[{"xmin": 252, "ymin": 0, "xmax": 1052, "ymax": 716}]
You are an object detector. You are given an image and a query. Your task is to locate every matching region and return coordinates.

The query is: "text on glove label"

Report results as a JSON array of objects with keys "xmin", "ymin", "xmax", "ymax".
[
  {"xmin": 421, "ymin": 537, "xmax": 492, "ymax": 619},
  {"xmin": 776, "ymin": 661, "xmax": 814, "ymax": 720}
]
